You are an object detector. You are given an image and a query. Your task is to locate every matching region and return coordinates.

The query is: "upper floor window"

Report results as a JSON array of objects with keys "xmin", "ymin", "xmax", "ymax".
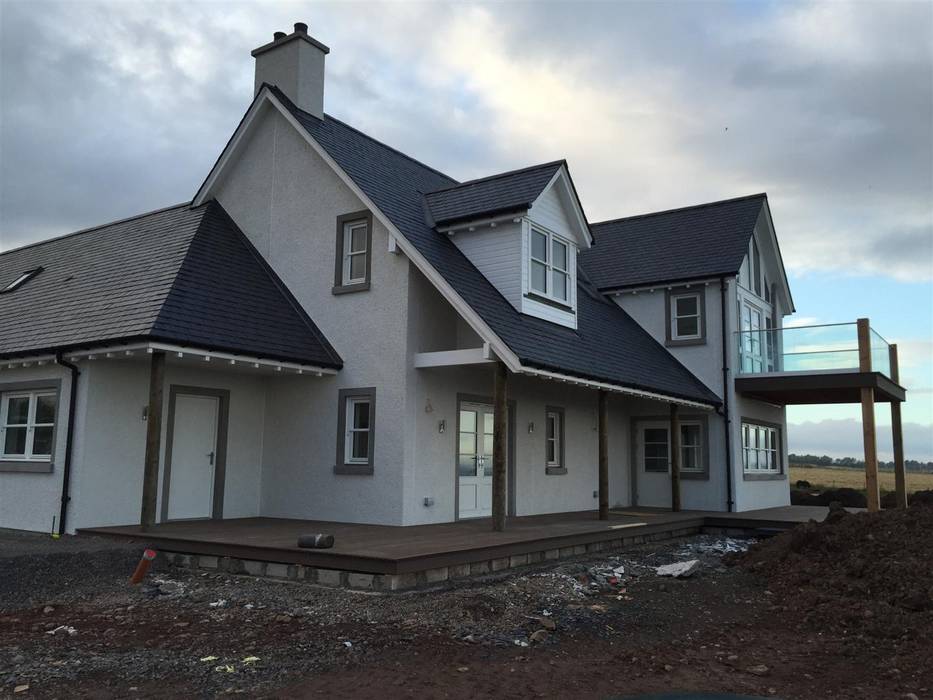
[
  {"xmin": 667, "ymin": 290, "xmax": 705, "ymax": 346},
  {"xmin": 1, "ymin": 389, "xmax": 56, "ymax": 461},
  {"xmin": 529, "ymin": 227, "xmax": 571, "ymax": 304},
  {"xmin": 333, "ymin": 211, "xmax": 373, "ymax": 294}
]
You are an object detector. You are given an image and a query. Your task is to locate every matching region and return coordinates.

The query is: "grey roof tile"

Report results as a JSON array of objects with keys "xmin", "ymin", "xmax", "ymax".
[
  {"xmin": 0, "ymin": 201, "xmax": 342, "ymax": 368},
  {"xmin": 581, "ymin": 194, "xmax": 766, "ymax": 290}
]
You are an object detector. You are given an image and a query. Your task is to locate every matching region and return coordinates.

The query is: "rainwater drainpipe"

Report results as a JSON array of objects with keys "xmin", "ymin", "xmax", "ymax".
[
  {"xmin": 720, "ymin": 277, "xmax": 735, "ymax": 512},
  {"xmin": 54, "ymin": 353, "xmax": 80, "ymax": 536}
]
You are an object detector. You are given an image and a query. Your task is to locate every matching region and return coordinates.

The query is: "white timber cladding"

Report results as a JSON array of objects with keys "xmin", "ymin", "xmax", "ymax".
[{"xmin": 449, "ymin": 220, "xmax": 523, "ymax": 309}]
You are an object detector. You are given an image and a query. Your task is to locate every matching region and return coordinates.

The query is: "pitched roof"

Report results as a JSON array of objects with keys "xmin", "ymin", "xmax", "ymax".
[
  {"xmin": 271, "ymin": 88, "xmax": 718, "ymax": 404},
  {"xmin": 423, "ymin": 161, "xmax": 564, "ymax": 226},
  {"xmin": 0, "ymin": 201, "xmax": 342, "ymax": 367},
  {"xmin": 580, "ymin": 194, "xmax": 767, "ymax": 290}
]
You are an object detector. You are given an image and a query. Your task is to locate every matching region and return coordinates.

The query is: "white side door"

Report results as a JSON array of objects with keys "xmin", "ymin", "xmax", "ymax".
[
  {"xmin": 457, "ymin": 403, "xmax": 496, "ymax": 519},
  {"xmin": 167, "ymin": 394, "xmax": 219, "ymax": 520}
]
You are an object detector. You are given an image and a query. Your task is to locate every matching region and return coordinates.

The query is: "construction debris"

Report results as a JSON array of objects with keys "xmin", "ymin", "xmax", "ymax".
[{"xmin": 656, "ymin": 560, "xmax": 701, "ymax": 578}]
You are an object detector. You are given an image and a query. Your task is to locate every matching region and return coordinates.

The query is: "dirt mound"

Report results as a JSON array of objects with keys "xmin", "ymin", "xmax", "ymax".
[
  {"xmin": 728, "ymin": 502, "xmax": 933, "ymax": 641},
  {"xmin": 790, "ymin": 487, "xmax": 867, "ymax": 507}
]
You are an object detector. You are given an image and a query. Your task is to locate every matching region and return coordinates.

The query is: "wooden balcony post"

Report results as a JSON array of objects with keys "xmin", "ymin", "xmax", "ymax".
[
  {"xmin": 857, "ymin": 318, "xmax": 880, "ymax": 512},
  {"xmin": 889, "ymin": 344, "xmax": 908, "ymax": 509},
  {"xmin": 670, "ymin": 403, "xmax": 682, "ymax": 512},
  {"xmin": 140, "ymin": 351, "xmax": 166, "ymax": 530},
  {"xmin": 492, "ymin": 361, "xmax": 508, "ymax": 532},
  {"xmin": 598, "ymin": 390, "xmax": 609, "ymax": 520}
]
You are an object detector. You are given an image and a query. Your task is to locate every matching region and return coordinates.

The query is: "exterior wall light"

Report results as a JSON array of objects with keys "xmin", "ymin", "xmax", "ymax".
[
  {"xmin": 528, "ymin": 421, "xmax": 535, "ymax": 434},
  {"xmin": 438, "ymin": 419, "xmax": 446, "ymax": 434}
]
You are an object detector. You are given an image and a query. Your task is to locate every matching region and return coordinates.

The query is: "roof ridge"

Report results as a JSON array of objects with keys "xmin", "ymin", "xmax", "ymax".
[
  {"xmin": 590, "ymin": 192, "xmax": 767, "ymax": 229},
  {"xmin": 424, "ymin": 160, "xmax": 566, "ymax": 196},
  {"xmin": 0, "ymin": 202, "xmax": 194, "ymax": 257},
  {"xmin": 263, "ymin": 84, "xmax": 458, "ymax": 186}
]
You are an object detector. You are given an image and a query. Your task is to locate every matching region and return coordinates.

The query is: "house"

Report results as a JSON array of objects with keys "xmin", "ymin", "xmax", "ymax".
[{"xmin": 0, "ymin": 23, "xmax": 906, "ymax": 538}]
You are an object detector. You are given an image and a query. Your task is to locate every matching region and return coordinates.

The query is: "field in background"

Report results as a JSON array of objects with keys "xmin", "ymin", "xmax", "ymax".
[{"xmin": 790, "ymin": 465, "xmax": 933, "ymax": 494}]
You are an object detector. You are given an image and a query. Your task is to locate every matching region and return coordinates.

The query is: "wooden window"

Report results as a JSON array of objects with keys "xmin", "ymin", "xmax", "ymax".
[
  {"xmin": 742, "ymin": 421, "xmax": 780, "ymax": 474},
  {"xmin": 529, "ymin": 226, "xmax": 573, "ymax": 305},
  {"xmin": 333, "ymin": 211, "xmax": 373, "ymax": 294},
  {"xmin": 642, "ymin": 422, "xmax": 704, "ymax": 473},
  {"xmin": 680, "ymin": 423, "xmax": 703, "ymax": 472},
  {"xmin": 1, "ymin": 390, "xmax": 56, "ymax": 461},
  {"xmin": 643, "ymin": 427, "xmax": 669, "ymax": 472},
  {"xmin": 667, "ymin": 290, "xmax": 705, "ymax": 345},
  {"xmin": 335, "ymin": 388, "xmax": 376, "ymax": 474},
  {"xmin": 545, "ymin": 406, "xmax": 565, "ymax": 474}
]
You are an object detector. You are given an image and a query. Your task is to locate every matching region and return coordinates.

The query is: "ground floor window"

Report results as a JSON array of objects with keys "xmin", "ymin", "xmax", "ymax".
[
  {"xmin": 545, "ymin": 406, "xmax": 565, "ymax": 474},
  {"xmin": 641, "ymin": 421, "xmax": 705, "ymax": 474},
  {"xmin": 742, "ymin": 421, "xmax": 780, "ymax": 473},
  {"xmin": 335, "ymin": 388, "xmax": 376, "ymax": 474},
  {"xmin": 0, "ymin": 389, "xmax": 56, "ymax": 461}
]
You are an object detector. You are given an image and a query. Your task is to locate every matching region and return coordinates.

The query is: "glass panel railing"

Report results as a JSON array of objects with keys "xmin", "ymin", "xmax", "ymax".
[
  {"xmin": 870, "ymin": 328, "xmax": 891, "ymax": 378},
  {"xmin": 736, "ymin": 322, "xmax": 860, "ymax": 375}
]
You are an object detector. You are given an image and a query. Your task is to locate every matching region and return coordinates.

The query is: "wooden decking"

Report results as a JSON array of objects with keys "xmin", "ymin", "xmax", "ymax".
[{"xmin": 80, "ymin": 506, "xmax": 824, "ymax": 576}]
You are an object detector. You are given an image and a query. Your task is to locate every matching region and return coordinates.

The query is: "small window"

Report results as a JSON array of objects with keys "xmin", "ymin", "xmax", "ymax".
[
  {"xmin": 528, "ymin": 226, "xmax": 573, "ymax": 305},
  {"xmin": 335, "ymin": 388, "xmax": 376, "ymax": 474},
  {"xmin": 643, "ymin": 427, "xmax": 669, "ymax": 472},
  {"xmin": 545, "ymin": 407, "xmax": 565, "ymax": 474},
  {"xmin": 680, "ymin": 423, "xmax": 703, "ymax": 472},
  {"xmin": 668, "ymin": 291, "xmax": 704, "ymax": 344},
  {"xmin": 333, "ymin": 211, "xmax": 372, "ymax": 293},
  {"xmin": 642, "ymin": 422, "xmax": 704, "ymax": 474},
  {"xmin": 742, "ymin": 421, "xmax": 780, "ymax": 474},
  {"xmin": 1, "ymin": 390, "xmax": 56, "ymax": 461},
  {"xmin": 1, "ymin": 267, "xmax": 43, "ymax": 294},
  {"xmin": 752, "ymin": 238, "xmax": 762, "ymax": 296}
]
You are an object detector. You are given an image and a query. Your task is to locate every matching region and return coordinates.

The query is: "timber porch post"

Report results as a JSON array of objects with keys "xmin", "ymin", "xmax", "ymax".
[
  {"xmin": 857, "ymin": 318, "xmax": 880, "ymax": 512},
  {"xmin": 889, "ymin": 343, "xmax": 908, "ymax": 509},
  {"xmin": 140, "ymin": 351, "xmax": 166, "ymax": 530},
  {"xmin": 492, "ymin": 361, "xmax": 508, "ymax": 532},
  {"xmin": 670, "ymin": 403, "xmax": 682, "ymax": 512},
  {"xmin": 598, "ymin": 390, "xmax": 609, "ymax": 520}
]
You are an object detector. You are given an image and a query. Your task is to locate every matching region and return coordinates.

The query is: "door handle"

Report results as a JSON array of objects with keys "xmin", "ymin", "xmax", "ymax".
[{"xmin": 207, "ymin": 451, "xmax": 215, "ymax": 466}]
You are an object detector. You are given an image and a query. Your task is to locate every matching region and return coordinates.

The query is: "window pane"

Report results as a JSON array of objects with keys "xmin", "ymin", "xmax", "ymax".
[
  {"xmin": 675, "ymin": 296, "xmax": 697, "ymax": 316},
  {"xmin": 460, "ymin": 410, "xmax": 476, "ymax": 433},
  {"xmin": 350, "ymin": 225, "xmax": 367, "ymax": 253},
  {"xmin": 352, "ymin": 400, "xmax": 370, "ymax": 430},
  {"xmin": 644, "ymin": 428, "xmax": 667, "ymax": 444},
  {"xmin": 681, "ymin": 424, "xmax": 701, "ymax": 448},
  {"xmin": 351, "ymin": 430, "xmax": 369, "ymax": 460},
  {"xmin": 551, "ymin": 239, "xmax": 567, "ymax": 270},
  {"xmin": 483, "ymin": 434, "xmax": 493, "ymax": 457},
  {"xmin": 531, "ymin": 260, "xmax": 547, "ymax": 293},
  {"xmin": 552, "ymin": 270, "xmax": 568, "ymax": 300},
  {"xmin": 546, "ymin": 414, "xmax": 556, "ymax": 440},
  {"xmin": 349, "ymin": 253, "xmax": 366, "ymax": 281},
  {"xmin": 682, "ymin": 446, "xmax": 700, "ymax": 470},
  {"xmin": 483, "ymin": 413, "xmax": 494, "ymax": 435},
  {"xmin": 3, "ymin": 427, "xmax": 27, "ymax": 456},
  {"xmin": 458, "ymin": 455, "xmax": 477, "ymax": 477},
  {"xmin": 645, "ymin": 457, "xmax": 667, "ymax": 471},
  {"xmin": 6, "ymin": 397, "xmax": 29, "ymax": 425},
  {"xmin": 676, "ymin": 316, "xmax": 699, "ymax": 337},
  {"xmin": 531, "ymin": 230, "xmax": 548, "ymax": 261},
  {"xmin": 459, "ymin": 433, "xmax": 475, "ymax": 455},
  {"xmin": 546, "ymin": 439, "xmax": 556, "ymax": 464},
  {"xmin": 32, "ymin": 426, "xmax": 53, "ymax": 457},
  {"xmin": 35, "ymin": 394, "xmax": 56, "ymax": 424}
]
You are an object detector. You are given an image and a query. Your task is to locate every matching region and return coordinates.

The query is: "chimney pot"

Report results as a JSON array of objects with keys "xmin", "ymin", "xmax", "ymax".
[
  {"xmin": 273, "ymin": 31, "xmax": 286, "ymax": 40},
  {"xmin": 294, "ymin": 22, "xmax": 308, "ymax": 35}
]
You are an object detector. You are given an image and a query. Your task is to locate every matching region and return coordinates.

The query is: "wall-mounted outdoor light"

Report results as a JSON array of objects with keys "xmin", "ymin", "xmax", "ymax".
[
  {"xmin": 528, "ymin": 421, "xmax": 535, "ymax": 434},
  {"xmin": 438, "ymin": 419, "xmax": 446, "ymax": 434}
]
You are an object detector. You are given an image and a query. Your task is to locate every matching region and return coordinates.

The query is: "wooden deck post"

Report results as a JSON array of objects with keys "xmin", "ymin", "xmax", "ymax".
[
  {"xmin": 140, "ymin": 351, "xmax": 166, "ymax": 531},
  {"xmin": 492, "ymin": 361, "xmax": 508, "ymax": 532},
  {"xmin": 670, "ymin": 403, "xmax": 682, "ymax": 512},
  {"xmin": 857, "ymin": 318, "xmax": 880, "ymax": 512},
  {"xmin": 889, "ymin": 343, "xmax": 908, "ymax": 509},
  {"xmin": 598, "ymin": 390, "xmax": 609, "ymax": 520}
]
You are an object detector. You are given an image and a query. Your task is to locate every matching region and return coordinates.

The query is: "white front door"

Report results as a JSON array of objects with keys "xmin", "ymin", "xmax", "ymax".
[
  {"xmin": 457, "ymin": 402, "xmax": 497, "ymax": 519},
  {"xmin": 167, "ymin": 394, "xmax": 219, "ymax": 520}
]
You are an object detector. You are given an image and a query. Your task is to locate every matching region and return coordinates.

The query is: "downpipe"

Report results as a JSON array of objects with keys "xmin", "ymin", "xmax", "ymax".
[
  {"xmin": 54, "ymin": 353, "xmax": 80, "ymax": 536},
  {"xmin": 719, "ymin": 277, "xmax": 735, "ymax": 512}
]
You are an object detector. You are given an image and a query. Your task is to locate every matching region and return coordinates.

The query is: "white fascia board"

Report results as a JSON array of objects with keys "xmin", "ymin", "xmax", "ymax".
[
  {"xmin": 146, "ymin": 342, "xmax": 338, "ymax": 375},
  {"xmin": 254, "ymin": 88, "xmax": 523, "ymax": 372},
  {"xmin": 518, "ymin": 365, "xmax": 716, "ymax": 410},
  {"xmin": 757, "ymin": 200, "xmax": 795, "ymax": 314},
  {"xmin": 531, "ymin": 165, "xmax": 593, "ymax": 248},
  {"xmin": 413, "ymin": 348, "xmax": 495, "ymax": 368},
  {"xmin": 611, "ymin": 277, "xmax": 724, "ymax": 296}
]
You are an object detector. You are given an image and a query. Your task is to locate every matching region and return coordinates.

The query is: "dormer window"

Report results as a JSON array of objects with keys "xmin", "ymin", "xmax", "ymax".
[{"xmin": 529, "ymin": 227, "xmax": 571, "ymax": 304}]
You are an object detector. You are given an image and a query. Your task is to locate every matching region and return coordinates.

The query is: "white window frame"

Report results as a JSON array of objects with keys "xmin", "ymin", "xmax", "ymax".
[
  {"xmin": 528, "ymin": 224, "xmax": 573, "ymax": 305},
  {"xmin": 342, "ymin": 220, "xmax": 369, "ymax": 286},
  {"xmin": 640, "ymin": 421, "xmax": 704, "ymax": 473},
  {"xmin": 545, "ymin": 411, "xmax": 562, "ymax": 467},
  {"xmin": 670, "ymin": 292, "xmax": 702, "ymax": 341},
  {"xmin": 344, "ymin": 397, "xmax": 372, "ymax": 464},
  {"xmin": 0, "ymin": 390, "xmax": 56, "ymax": 461},
  {"xmin": 742, "ymin": 421, "xmax": 780, "ymax": 474}
]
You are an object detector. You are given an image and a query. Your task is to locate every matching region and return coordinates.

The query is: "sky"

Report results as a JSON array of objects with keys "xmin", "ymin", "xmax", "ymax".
[{"xmin": 1, "ymin": 0, "xmax": 931, "ymax": 460}]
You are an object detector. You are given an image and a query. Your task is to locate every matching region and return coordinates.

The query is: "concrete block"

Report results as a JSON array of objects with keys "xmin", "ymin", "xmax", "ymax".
[
  {"xmin": 169, "ymin": 553, "xmax": 192, "ymax": 568},
  {"xmin": 449, "ymin": 563, "xmax": 471, "ymax": 579},
  {"xmin": 490, "ymin": 558, "xmax": 510, "ymax": 572},
  {"xmin": 544, "ymin": 549, "xmax": 560, "ymax": 560},
  {"xmin": 509, "ymin": 554, "xmax": 529, "ymax": 568},
  {"xmin": 470, "ymin": 560, "xmax": 490, "ymax": 575},
  {"xmin": 221, "ymin": 557, "xmax": 244, "ymax": 574},
  {"xmin": 527, "ymin": 551, "xmax": 544, "ymax": 564},
  {"xmin": 377, "ymin": 573, "xmax": 418, "ymax": 591},
  {"xmin": 559, "ymin": 547, "xmax": 575, "ymax": 558},
  {"xmin": 242, "ymin": 560, "xmax": 267, "ymax": 576},
  {"xmin": 298, "ymin": 566, "xmax": 317, "ymax": 583},
  {"xmin": 572, "ymin": 545, "xmax": 586, "ymax": 555},
  {"xmin": 197, "ymin": 555, "xmax": 219, "ymax": 570},
  {"xmin": 586, "ymin": 542, "xmax": 604, "ymax": 553},
  {"xmin": 317, "ymin": 569, "xmax": 343, "ymax": 587},
  {"xmin": 347, "ymin": 573, "xmax": 375, "ymax": 590},
  {"xmin": 265, "ymin": 563, "xmax": 290, "ymax": 579},
  {"xmin": 423, "ymin": 567, "xmax": 449, "ymax": 583}
]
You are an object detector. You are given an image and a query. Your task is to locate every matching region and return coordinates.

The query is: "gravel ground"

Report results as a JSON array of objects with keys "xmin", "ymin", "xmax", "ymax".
[{"xmin": 1, "ymin": 529, "xmax": 928, "ymax": 699}]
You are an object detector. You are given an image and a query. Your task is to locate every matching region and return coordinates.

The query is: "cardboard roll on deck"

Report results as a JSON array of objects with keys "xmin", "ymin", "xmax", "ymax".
[{"xmin": 297, "ymin": 533, "xmax": 335, "ymax": 549}]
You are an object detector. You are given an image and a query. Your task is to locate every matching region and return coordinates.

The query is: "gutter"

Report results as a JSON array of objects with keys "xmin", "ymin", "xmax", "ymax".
[
  {"xmin": 53, "ymin": 353, "xmax": 80, "ymax": 536},
  {"xmin": 719, "ymin": 277, "xmax": 734, "ymax": 512}
]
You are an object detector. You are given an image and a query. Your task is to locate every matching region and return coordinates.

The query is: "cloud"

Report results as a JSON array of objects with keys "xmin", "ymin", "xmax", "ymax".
[{"xmin": 788, "ymin": 418, "xmax": 933, "ymax": 462}]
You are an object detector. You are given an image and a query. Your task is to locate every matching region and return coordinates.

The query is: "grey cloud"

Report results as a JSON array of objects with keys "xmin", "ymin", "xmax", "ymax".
[{"xmin": 788, "ymin": 418, "xmax": 933, "ymax": 462}]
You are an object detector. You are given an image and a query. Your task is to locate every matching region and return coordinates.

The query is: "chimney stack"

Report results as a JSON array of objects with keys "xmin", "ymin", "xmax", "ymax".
[{"xmin": 251, "ymin": 22, "xmax": 330, "ymax": 119}]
